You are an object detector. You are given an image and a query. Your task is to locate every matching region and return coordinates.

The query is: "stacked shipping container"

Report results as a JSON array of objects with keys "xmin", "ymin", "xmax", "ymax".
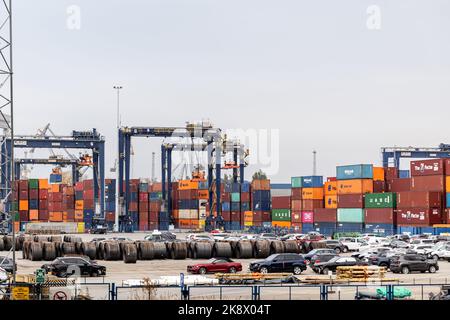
[{"xmin": 251, "ymin": 179, "xmax": 271, "ymax": 227}]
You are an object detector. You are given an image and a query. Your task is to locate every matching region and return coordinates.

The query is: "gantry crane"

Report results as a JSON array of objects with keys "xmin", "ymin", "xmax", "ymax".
[{"xmin": 381, "ymin": 144, "xmax": 450, "ymax": 168}]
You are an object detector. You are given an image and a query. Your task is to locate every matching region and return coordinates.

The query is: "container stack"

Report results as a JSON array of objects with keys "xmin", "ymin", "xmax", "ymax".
[
  {"xmin": 301, "ymin": 176, "xmax": 324, "ymax": 233},
  {"xmin": 28, "ymin": 179, "xmax": 39, "ymax": 221},
  {"xmin": 105, "ymin": 179, "xmax": 116, "ymax": 229},
  {"xmin": 74, "ymin": 181, "xmax": 84, "ymax": 222},
  {"xmin": 290, "ymin": 177, "xmax": 302, "ymax": 231},
  {"xmin": 271, "ymin": 196, "xmax": 291, "ymax": 228},
  {"xmin": 445, "ymin": 160, "xmax": 450, "ymax": 224},
  {"xmin": 127, "ymin": 179, "xmax": 140, "ymax": 231},
  {"xmin": 336, "ymin": 164, "xmax": 373, "ymax": 233},
  {"xmin": 364, "ymin": 192, "xmax": 396, "ymax": 235},
  {"xmin": 138, "ymin": 181, "xmax": 149, "ymax": 231},
  {"xmin": 18, "ymin": 180, "xmax": 29, "ymax": 223},
  {"xmin": 48, "ymin": 183, "xmax": 63, "ymax": 222},
  {"xmin": 62, "ymin": 185, "xmax": 75, "ymax": 222},
  {"xmin": 173, "ymin": 180, "xmax": 204, "ymax": 230},
  {"xmin": 38, "ymin": 179, "xmax": 49, "ymax": 221},
  {"xmin": 82, "ymin": 179, "xmax": 96, "ymax": 229},
  {"xmin": 149, "ymin": 182, "xmax": 162, "ymax": 230},
  {"xmin": 229, "ymin": 182, "xmax": 241, "ymax": 230},
  {"xmin": 396, "ymin": 159, "xmax": 445, "ymax": 232},
  {"xmin": 240, "ymin": 181, "xmax": 251, "ymax": 226},
  {"xmin": 313, "ymin": 178, "xmax": 338, "ymax": 236},
  {"xmin": 251, "ymin": 179, "xmax": 271, "ymax": 227}
]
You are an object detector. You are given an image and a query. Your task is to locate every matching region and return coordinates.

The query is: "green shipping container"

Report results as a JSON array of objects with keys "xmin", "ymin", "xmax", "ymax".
[
  {"xmin": 291, "ymin": 177, "xmax": 302, "ymax": 188},
  {"xmin": 365, "ymin": 192, "xmax": 396, "ymax": 208},
  {"xmin": 28, "ymin": 179, "xmax": 39, "ymax": 189},
  {"xmin": 337, "ymin": 208, "xmax": 364, "ymax": 223},
  {"xmin": 271, "ymin": 209, "xmax": 291, "ymax": 221},
  {"xmin": 12, "ymin": 202, "xmax": 18, "ymax": 211},
  {"xmin": 231, "ymin": 193, "xmax": 240, "ymax": 202}
]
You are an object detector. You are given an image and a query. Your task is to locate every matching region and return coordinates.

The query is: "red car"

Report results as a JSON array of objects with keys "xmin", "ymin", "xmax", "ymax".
[{"xmin": 187, "ymin": 258, "xmax": 242, "ymax": 274}]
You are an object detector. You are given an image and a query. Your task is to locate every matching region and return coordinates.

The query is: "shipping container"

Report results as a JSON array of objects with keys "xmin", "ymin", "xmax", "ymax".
[
  {"xmin": 271, "ymin": 221, "xmax": 291, "ymax": 228},
  {"xmin": 313, "ymin": 222, "xmax": 336, "ymax": 236},
  {"xmin": 364, "ymin": 223, "xmax": 396, "ymax": 236},
  {"xmin": 386, "ymin": 178, "xmax": 411, "ymax": 192},
  {"xmin": 364, "ymin": 208, "xmax": 395, "ymax": 224},
  {"xmin": 325, "ymin": 195, "xmax": 337, "ymax": 209},
  {"xmin": 302, "ymin": 223, "xmax": 314, "ymax": 233},
  {"xmin": 337, "ymin": 179, "xmax": 373, "ymax": 195},
  {"xmin": 301, "ymin": 176, "xmax": 323, "ymax": 188},
  {"xmin": 396, "ymin": 208, "xmax": 442, "ymax": 226},
  {"xmin": 373, "ymin": 167, "xmax": 385, "ymax": 181},
  {"xmin": 271, "ymin": 196, "xmax": 291, "ymax": 209},
  {"xmin": 336, "ymin": 222, "xmax": 364, "ymax": 233},
  {"xmin": 291, "ymin": 188, "xmax": 302, "ymax": 200},
  {"xmin": 336, "ymin": 164, "xmax": 373, "ymax": 180},
  {"xmin": 291, "ymin": 211, "xmax": 302, "ymax": 223},
  {"xmin": 301, "ymin": 211, "xmax": 314, "ymax": 223},
  {"xmin": 399, "ymin": 170, "xmax": 410, "ymax": 179},
  {"xmin": 397, "ymin": 191, "xmax": 442, "ymax": 208},
  {"xmin": 302, "ymin": 199, "xmax": 323, "ymax": 211},
  {"xmin": 365, "ymin": 193, "xmax": 396, "ymax": 208},
  {"xmin": 373, "ymin": 181, "xmax": 386, "ymax": 193},
  {"xmin": 384, "ymin": 167, "xmax": 398, "ymax": 180},
  {"xmin": 337, "ymin": 208, "xmax": 364, "ymax": 223},
  {"xmin": 411, "ymin": 176, "xmax": 445, "ymax": 192},
  {"xmin": 410, "ymin": 159, "xmax": 445, "ymax": 176},
  {"xmin": 313, "ymin": 208, "xmax": 337, "ymax": 222},
  {"xmin": 291, "ymin": 177, "xmax": 302, "ymax": 188},
  {"xmin": 302, "ymin": 188, "xmax": 324, "ymax": 200},
  {"xmin": 324, "ymin": 181, "xmax": 337, "ymax": 195},
  {"xmin": 337, "ymin": 194, "xmax": 364, "ymax": 208}
]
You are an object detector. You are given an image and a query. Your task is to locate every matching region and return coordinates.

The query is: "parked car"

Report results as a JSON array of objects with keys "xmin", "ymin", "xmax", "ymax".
[
  {"xmin": 427, "ymin": 244, "xmax": 450, "ymax": 261},
  {"xmin": 41, "ymin": 256, "xmax": 106, "ymax": 277},
  {"xmin": 303, "ymin": 249, "xmax": 336, "ymax": 263},
  {"xmin": 89, "ymin": 224, "xmax": 108, "ymax": 234},
  {"xmin": 408, "ymin": 244, "xmax": 435, "ymax": 255},
  {"xmin": 249, "ymin": 253, "xmax": 307, "ymax": 275},
  {"xmin": 186, "ymin": 234, "xmax": 213, "ymax": 241},
  {"xmin": 314, "ymin": 256, "xmax": 368, "ymax": 274},
  {"xmin": 187, "ymin": 258, "xmax": 242, "ymax": 274},
  {"xmin": 144, "ymin": 231, "xmax": 176, "ymax": 242},
  {"xmin": 211, "ymin": 233, "xmax": 230, "ymax": 241},
  {"xmin": 410, "ymin": 239, "xmax": 435, "ymax": 245},
  {"xmin": 279, "ymin": 233, "xmax": 304, "ymax": 241},
  {"xmin": 0, "ymin": 256, "xmax": 16, "ymax": 273},
  {"xmin": 339, "ymin": 237, "xmax": 368, "ymax": 252},
  {"xmin": 324, "ymin": 240, "xmax": 347, "ymax": 254},
  {"xmin": 389, "ymin": 240, "xmax": 410, "ymax": 249},
  {"xmin": 352, "ymin": 247, "xmax": 392, "ymax": 261},
  {"xmin": 309, "ymin": 253, "xmax": 338, "ymax": 272},
  {"xmin": 390, "ymin": 254, "xmax": 439, "ymax": 274},
  {"xmin": 258, "ymin": 233, "xmax": 278, "ymax": 241},
  {"xmin": 0, "ymin": 267, "xmax": 7, "ymax": 283},
  {"xmin": 367, "ymin": 252, "xmax": 401, "ymax": 269}
]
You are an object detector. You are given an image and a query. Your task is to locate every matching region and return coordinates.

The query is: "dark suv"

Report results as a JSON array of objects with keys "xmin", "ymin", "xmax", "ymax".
[
  {"xmin": 42, "ymin": 256, "xmax": 106, "ymax": 277},
  {"xmin": 390, "ymin": 254, "xmax": 438, "ymax": 274},
  {"xmin": 249, "ymin": 253, "xmax": 307, "ymax": 275},
  {"xmin": 324, "ymin": 240, "xmax": 346, "ymax": 254},
  {"xmin": 314, "ymin": 256, "xmax": 368, "ymax": 274}
]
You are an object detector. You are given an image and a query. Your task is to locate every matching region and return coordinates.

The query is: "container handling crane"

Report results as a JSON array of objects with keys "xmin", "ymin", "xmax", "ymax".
[{"xmin": 381, "ymin": 143, "xmax": 450, "ymax": 168}]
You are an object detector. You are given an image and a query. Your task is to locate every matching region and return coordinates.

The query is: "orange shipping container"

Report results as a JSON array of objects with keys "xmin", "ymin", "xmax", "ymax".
[
  {"xmin": 337, "ymin": 179, "xmax": 373, "ymax": 194},
  {"xmin": 446, "ymin": 176, "xmax": 450, "ymax": 192},
  {"xmin": 49, "ymin": 211, "xmax": 63, "ymax": 222},
  {"xmin": 19, "ymin": 200, "xmax": 28, "ymax": 211},
  {"xmin": 302, "ymin": 188, "xmax": 324, "ymax": 200},
  {"xmin": 75, "ymin": 200, "xmax": 84, "ymax": 210},
  {"xmin": 373, "ymin": 167, "xmax": 385, "ymax": 181},
  {"xmin": 74, "ymin": 210, "xmax": 83, "ymax": 220},
  {"xmin": 39, "ymin": 179, "xmax": 49, "ymax": 190},
  {"xmin": 244, "ymin": 211, "xmax": 253, "ymax": 222},
  {"xmin": 14, "ymin": 221, "xmax": 20, "ymax": 233},
  {"xmin": 325, "ymin": 195, "xmax": 338, "ymax": 209},
  {"xmin": 197, "ymin": 190, "xmax": 209, "ymax": 199},
  {"xmin": 50, "ymin": 184, "xmax": 60, "ymax": 193},
  {"xmin": 29, "ymin": 210, "xmax": 39, "ymax": 221},
  {"xmin": 324, "ymin": 181, "xmax": 337, "ymax": 195},
  {"xmin": 271, "ymin": 221, "xmax": 291, "ymax": 228},
  {"xmin": 178, "ymin": 180, "xmax": 199, "ymax": 190}
]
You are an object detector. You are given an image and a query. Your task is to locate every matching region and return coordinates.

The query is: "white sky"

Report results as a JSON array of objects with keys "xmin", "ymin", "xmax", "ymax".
[{"xmin": 12, "ymin": 0, "xmax": 450, "ymax": 182}]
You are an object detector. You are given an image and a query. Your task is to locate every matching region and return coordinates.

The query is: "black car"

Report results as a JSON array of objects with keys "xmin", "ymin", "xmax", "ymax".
[
  {"xmin": 324, "ymin": 240, "xmax": 347, "ymax": 254},
  {"xmin": 367, "ymin": 252, "xmax": 402, "ymax": 269},
  {"xmin": 41, "ymin": 256, "xmax": 106, "ymax": 277},
  {"xmin": 249, "ymin": 253, "xmax": 307, "ymax": 275},
  {"xmin": 314, "ymin": 256, "xmax": 368, "ymax": 274},
  {"xmin": 309, "ymin": 253, "xmax": 338, "ymax": 272},
  {"xmin": 390, "ymin": 254, "xmax": 438, "ymax": 274},
  {"xmin": 0, "ymin": 256, "xmax": 16, "ymax": 273},
  {"xmin": 303, "ymin": 249, "xmax": 336, "ymax": 263}
]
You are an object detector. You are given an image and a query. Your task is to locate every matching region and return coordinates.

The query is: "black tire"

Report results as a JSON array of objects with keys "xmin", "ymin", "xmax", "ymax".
[
  {"xmin": 401, "ymin": 266, "xmax": 410, "ymax": 274},
  {"xmin": 293, "ymin": 266, "xmax": 302, "ymax": 275},
  {"xmin": 253, "ymin": 240, "xmax": 270, "ymax": 258},
  {"xmin": 138, "ymin": 242, "xmax": 155, "ymax": 260},
  {"xmin": 429, "ymin": 265, "xmax": 437, "ymax": 273},
  {"xmin": 229, "ymin": 267, "xmax": 237, "ymax": 273},
  {"xmin": 270, "ymin": 240, "xmax": 284, "ymax": 255},
  {"xmin": 260, "ymin": 267, "xmax": 269, "ymax": 274},
  {"xmin": 283, "ymin": 240, "xmax": 301, "ymax": 254},
  {"xmin": 30, "ymin": 242, "xmax": 43, "ymax": 261},
  {"xmin": 334, "ymin": 247, "xmax": 341, "ymax": 254},
  {"xmin": 432, "ymin": 255, "xmax": 439, "ymax": 261},
  {"xmin": 322, "ymin": 267, "xmax": 330, "ymax": 275},
  {"xmin": 199, "ymin": 267, "xmax": 207, "ymax": 275},
  {"xmin": 342, "ymin": 246, "xmax": 349, "ymax": 253},
  {"xmin": 42, "ymin": 242, "xmax": 57, "ymax": 261}
]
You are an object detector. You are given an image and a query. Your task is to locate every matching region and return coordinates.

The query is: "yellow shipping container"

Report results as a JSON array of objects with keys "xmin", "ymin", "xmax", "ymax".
[
  {"xmin": 244, "ymin": 221, "xmax": 253, "ymax": 227},
  {"xmin": 324, "ymin": 181, "xmax": 337, "ymax": 195},
  {"xmin": 325, "ymin": 195, "xmax": 338, "ymax": 209},
  {"xmin": 178, "ymin": 180, "xmax": 199, "ymax": 190},
  {"xmin": 244, "ymin": 211, "xmax": 253, "ymax": 222},
  {"xmin": 337, "ymin": 179, "xmax": 373, "ymax": 194},
  {"xmin": 19, "ymin": 200, "xmax": 28, "ymax": 211},
  {"xmin": 271, "ymin": 221, "xmax": 291, "ymax": 228},
  {"xmin": 373, "ymin": 167, "xmax": 385, "ymax": 181},
  {"xmin": 77, "ymin": 222, "xmax": 85, "ymax": 233},
  {"xmin": 302, "ymin": 188, "xmax": 324, "ymax": 200}
]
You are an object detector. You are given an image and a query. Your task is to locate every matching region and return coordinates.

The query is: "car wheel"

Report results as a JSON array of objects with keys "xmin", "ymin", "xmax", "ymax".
[
  {"xmin": 432, "ymin": 255, "xmax": 439, "ymax": 261},
  {"xmin": 429, "ymin": 265, "xmax": 437, "ymax": 273},
  {"xmin": 228, "ymin": 267, "xmax": 237, "ymax": 274},
  {"xmin": 91, "ymin": 270, "xmax": 99, "ymax": 277},
  {"xmin": 334, "ymin": 248, "xmax": 341, "ymax": 254},
  {"xmin": 322, "ymin": 268, "xmax": 331, "ymax": 275},
  {"xmin": 293, "ymin": 266, "xmax": 302, "ymax": 275},
  {"xmin": 379, "ymin": 263, "xmax": 388, "ymax": 269},
  {"xmin": 199, "ymin": 267, "xmax": 207, "ymax": 275},
  {"xmin": 260, "ymin": 267, "xmax": 269, "ymax": 274},
  {"xmin": 401, "ymin": 266, "xmax": 410, "ymax": 274},
  {"xmin": 342, "ymin": 247, "xmax": 349, "ymax": 253}
]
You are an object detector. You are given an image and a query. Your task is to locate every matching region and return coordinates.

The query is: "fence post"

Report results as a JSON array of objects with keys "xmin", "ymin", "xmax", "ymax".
[
  {"xmin": 110, "ymin": 283, "xmax": 116, "ymax": 301},
  {"xmin": 386, "ymin": 285, "xmax": 394, "ymax": 301},
  {"xmin": 320, "ymin": 285, "xmax": 328, "ymax": 300},
  {"xmin": 181, "ymin": 285, "xmax": 189, "ymax": 300},
  {"xmin": 252, "ymin": 286, "xmax": 260, "ymax": 300}
]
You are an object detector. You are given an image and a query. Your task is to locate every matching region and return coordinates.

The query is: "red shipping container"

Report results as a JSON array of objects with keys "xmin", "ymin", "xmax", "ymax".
[
  {"xmin": 151, "ymin": 183, "xmax": 163, "ymax": 192},
  {"xmin": 139, "ymin": 202, "xmax": 149, "ymax": 212},
  {"xmin": 63, "ymin": 187, "xmax": 75, "ymax": 196},
  {"xmin": 221, "ymin": 211, "xmax": 231, "ymax": 221},
  {"xmin": 48, "ymin": 202, "xmax": 62, "ymax": 211},
  {"xmin": 149, "ymin": 221, "xmax": 159, "ymax": 230},
  {"xmin": 253, "ymin": 211, "xmax": 263, "ymax": 222},
  {"xmin": 179, "ymin": 190, "xmax": 197, "ymax": 200},
  {"xmin": 373, "ymin": 181, "xmax": 386, "ymax": 193},
  {"xmin": 29, "ymin": 189, "xmax": 39, "ymax": 200},
  {"xmin": 19, "ymin": 210, "xmax": 28, "ymax": 221},
  {"xmin": 105, "ymin": 212, "xmax": 115, "ymax": 222},
  {"xmin": 261, "ymin": 211, "xmax": 271, "ymax": 222},
  {"xmin": 139, "ymin": 211, "xmax": 149, "ymax": 222},
  {"xmin": 291, "ymin": 211, "xmax": 302, "ymax": 223},
  {"xmin": 364, "ymin": 208, "xmax": 395, "ymax": 224},
  {"xmin": 139, "ymin": 193, "xmax": 149, "ymax": 202},
  {"xmin": 411, "ymin": 159, "xmax": 445, "ymax": 176},
  {"xmin": 39, "ymin": 189, "xmax": 48, "ymax": 200},
  {"xmin": 291, "ymin": 222, "xmax": 302, "ymax": 232},
  {"xmin": 65, "ymin": 209, "xmax": 75, "ymax": 221},
  {"xmin": 39, "ymin": 210, "xmax": 49, "ymax": 221},
  {"xmin": 221, "ymin": 193, "xmax": 231, "ymax": 202},
  {"xmin": 48, "ymin": 192, "xmax": 63, "ymax": 202},
  {"xmin": 83, "ymin": 179, "xmax": 94, "ymax": 190},
  {"xmin": 313, "ymin": 208, "xmax": 337, "ymax": 222},
  {"xmin": 337, "ymin": 194, "xmax": 364, "ymax": 208},
  {"xmin": 385, "ymin": 167, "xmax": 398, "ymax": 180},
  {"xmin": 149, "ymin": 211, "xmax": 159, "ymax": 222},
  {"xmin": 129, "ymin": 184, "xmax": 138, "ymax": 193},
  {"xmin": 396, "ymin": 208, "xmax": 442, "ymax": 226},
  {"xmin": 386, "ymin": 178, "xmax": 411, "ymax": 192},
  {"xmin": 139, "ymin": 222, "xmax": 149, "ymax": 231},
  {"xmin": 230, "ymin": 211, "xmax": 240, "ymax": 222},
  {"xmin": 291, "ymin": 188, "xmax": 302, "ymax": 200},
  {"xmin": 241, "ymin": 193, "xmax": 250, "ymax": 202},
  {"xmin": 411, "ymin": 176, "xmax": 445, "ymax": 192},
  {"xmin": 445, "ymin": 160, "xmax": 450, "ymax": 175},
  {"xmin": 75, "ymin": 182, "xmax": 84, "ymax": 191},
  {"xmin": 83, "ymin": 190, "xmax": 94, "ymax": 200},
  {"xmin": 444, "ymin": 209, "xmax": 450, "ymax": 224},
  {"xmin": 19, "ymin": 190, "xmax": 28, "ymax": 200},
  {"xmin": 129, "ymin": 202, "xmax": 138, "ymax": 212},
  {"xmin": 83, "ymin": 199, "xmax": 95, "ymax": 210},
  {"xmin": 327, "ymin": 177, "xmax": 337, "ymax": 182},
  {"xmin": 39, "ymin": 199, "xmax": 48, "ymax": 209},
  {"xmin": 272, "ymin": 196, "xmax": 291, "ymax": 209},
  {"xmin": 397, "ymin": 191, "xmax": 442, "ymax": 208},
  {"xmin": 291, "ymin": 200, "xmax": 302, "ymax": 211},
  {"xmin": 302, "ymin": 199, "xmax": 324, "ymax": 211},
  {"xmin": 301, "ymin": 211, "xmax": 314, "ymax": 223},
  {"xmin": 150, "ymin": 202, "xmax": 161, "ymax": 212}
]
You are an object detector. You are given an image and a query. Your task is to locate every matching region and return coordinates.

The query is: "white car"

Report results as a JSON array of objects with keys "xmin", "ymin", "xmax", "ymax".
[
  {"xmin": 339, "ymin": 237, "xmax": 368, "ymax": 251},
  {"xmin": 409, "ymin": 244, "xmax": 435, "ymax": 255},
  {"xmin": 280, "ymin": 233, "xmax": 305, "ymax": 241},
  {"xmin": 211, "ymin": 233, "xmax": 229, "ymax": 241},
  {"xmin": 186, "ymin": 234, "xmax": 214, "ymax": 241},
  {"xmin": 239, "ymin": 234, "xmax": 259, "ymax": 241},
  {"xmin": 427, "ymin": 245, "xmax": 450, "ymax": 261},
  {"xmin": 410, "ymin": 239, "xmax": 435, "ymax": 245},
  {"xmin": 0, "ymin": 267, "xmax": 7, "ymax": 283}
]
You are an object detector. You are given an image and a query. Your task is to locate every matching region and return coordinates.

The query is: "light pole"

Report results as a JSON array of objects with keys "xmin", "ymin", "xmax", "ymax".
[{"xmin": 113, "ymin": 86, "xmax": 122, "ymax": 232}]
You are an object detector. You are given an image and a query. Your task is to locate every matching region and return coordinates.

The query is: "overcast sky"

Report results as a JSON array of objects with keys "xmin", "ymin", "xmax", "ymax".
[{"xmin": 12, "ymin": 0, "xmax": 450, "ymax": 182}]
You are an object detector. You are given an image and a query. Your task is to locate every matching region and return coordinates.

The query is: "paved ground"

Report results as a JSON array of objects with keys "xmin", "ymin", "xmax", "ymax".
[{"xmin": 4, "ymin": 232, "xmax": 450, "ymax": 300}]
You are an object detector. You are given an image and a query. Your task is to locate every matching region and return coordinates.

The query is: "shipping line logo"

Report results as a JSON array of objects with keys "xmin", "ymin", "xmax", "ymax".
[{"xmin": 415, "ymin": 162, "xmax": 440, "ymax": 173}]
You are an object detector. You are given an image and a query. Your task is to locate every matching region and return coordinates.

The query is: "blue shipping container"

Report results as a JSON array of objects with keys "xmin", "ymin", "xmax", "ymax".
[
  {"xmin": 253, "ymin": 190, "xmax": 271, "ymax": 201},
  {"xmin": 364, "ymin": 223, "xmax": 396, "ymax": 236},
  {"xmin": 29, "ymin": 200, "xmax": 39, "ymax": 210},
  {"xmin": 130, "ymin": 192, "xmax": 138, "ymax": 201},
  {"xmin": 224, "ymin": 221, "xmax": 241, "ymax": 231},
  {"xmin": 447, "ymin": 193, "xmax": 450, "ymax": 208},
  {"xmin": 301, "ymin": 176, "xmax": 323, "ymax": 188},
  {"xmin": 159, "ymin": 221, "xmax": 170, "ymax": 231},
  {"xmin": 222, "ymin": 202, "xmax": 231, "ymax": 212},
  {"xmin": 224, "ymin": 182, "xmax": 233, "ymax": 193},
  {"xmin": 49, "ymin": 174, "xmax": 62, "ymax": 183},
  {"xmin": 241, "ymin": 182, "xmax": 251, "ymax": 193},
  {"xmin": 232, "ymin": 183, "xmax": 241, "ymax": 193},
  {"xmin": 159, "ymin": 211, "xmax": 170, "ymax": 222},
  {"xmin": 241, "ymin": 202, "xmax": 250, "ymax": 211},
  {"xmin": 105, "ymin": 202, "xmax": 116, "ymax": 212},
  {"xmin": 313, "ymin": 222, "xmax": 337, "ymax": 237},
  {"xmin": 302, "ymin": 223, "xmax": 315, "ymax": 233},
  {"xmin": 399, "ymin": 170, "xmax": 410, "ymax": 178},
  {"xmin": 336, "ymin": 164, "xmax": 373, "ymax": 180},
  {"xmin": 336, "ymin": 222, "xmax": 364, "ymax": 233},
  {"xmin": 253, "ymin": 201, "xmax": 271, "ymax": 211},
  {"xmin": 231, "ymin": 202, "xmax": 240, "ymax": 211},
  {"xmin": 198, "ymin": 181, "xmax": 208, "ymax": 190}
]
